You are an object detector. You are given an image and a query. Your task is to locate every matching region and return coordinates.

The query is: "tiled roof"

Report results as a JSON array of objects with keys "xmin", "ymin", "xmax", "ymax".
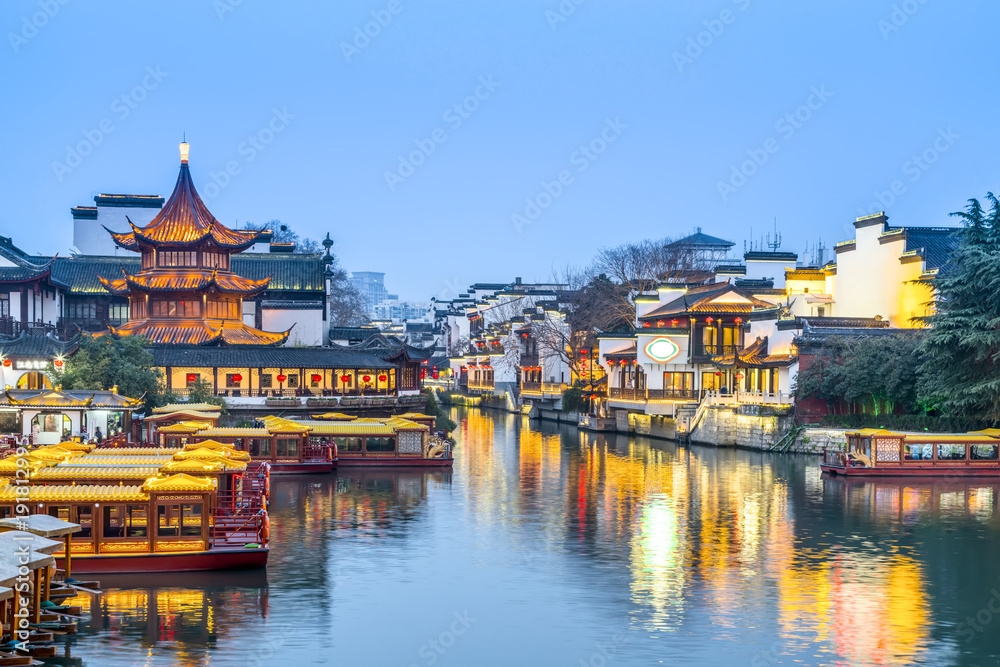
[
  {"xmin": 667, "ymin": 230, "xmax": 734, "ymax": 249},
  {"xmin": 97, "ymin": 270, "xmax": 270, "ymax": 297},
  {"xmin": 330, "ymin": 333, "xmax": 434, "ymax": 362},
  {"xmin": 640, "ymin": 283, "xmax": 771, "ymax": 319},
  {"xmin": 0, "ymin": 236, "xmax": 63, "ymax": 286},
  {"xmin": 901, "ymin": 226, "xmax": 959, "ymax": 271},
  {"xmin": 150, "ymin": 346, "xmax": 395, "ymax": 369},
  {"xmin": 0, "ymin": 388, "xmax": 143, "ymax": 409},
  {"xmin": 152, "ymin": 402, "xmax": 222, "ymax": 414},
  {"xmin": 109, "ymin": 318, "xmax": 290, "ymax": 346},
  {"xmin": 109, "ymin": 162, "xmax": 261, "ymax": 251},
  {"xmin": 0, "ymin": 331, "xmax": 79, "ymax": 358},
  {"xmin": 711, "ymin": 336, "xmax": 795, "ymax": 368}
]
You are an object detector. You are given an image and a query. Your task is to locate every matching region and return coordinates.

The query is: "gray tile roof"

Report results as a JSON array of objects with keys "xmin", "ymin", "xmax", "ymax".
[
  {"xmin": 0, "ymin": 331, "xmax": 79, "ymax": 358},
  {"xmin": 901, "ymin": 226, "xmax": 959, "ymax": 270},
  {"xmin": 150, "ymin": 346, "xmax": 394, "ymax": 369}
]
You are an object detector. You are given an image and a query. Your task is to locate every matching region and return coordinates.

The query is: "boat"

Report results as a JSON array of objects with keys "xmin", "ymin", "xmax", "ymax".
[
  {"xmin": 300, "ymin": 415, "xmax": 453, "ymax": 467},
  {"xmin": 821, "ymin": 428, "xmax": 1000, "ymax": 477},
  {"xmin": 0, "ymin": 442, "xmax": 270, "ymax": 573}
]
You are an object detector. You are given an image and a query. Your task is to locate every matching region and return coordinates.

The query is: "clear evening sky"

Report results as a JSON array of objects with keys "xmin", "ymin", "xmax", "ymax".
[{"xmin": 2, "ymin": 1, "xmax": 996, "ymax": 302}]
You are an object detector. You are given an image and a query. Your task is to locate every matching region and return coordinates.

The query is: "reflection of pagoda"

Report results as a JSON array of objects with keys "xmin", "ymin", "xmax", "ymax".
[{"xmin": 96, "ymin": 142, "xmax": 289, "ymax": 346}]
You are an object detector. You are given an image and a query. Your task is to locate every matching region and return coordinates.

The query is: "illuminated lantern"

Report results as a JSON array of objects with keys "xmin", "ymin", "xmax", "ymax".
[
  {"xmin": 232, "ymin": 374, "xmax": 243, "ymax": 382},
  {"xmin": 53, "ymin": 359, "xmax": 64, "ymax": 368},
  {"xmin": 378, "ymin": 375, "xmax": 387, "ymax": 382},
  {"xmin": 706, "ymin": 317, "xmax": 714, "ymax": 324},
  {"xmin": 186, "ymin": 373, "xmax": 197, "ymax": 382},
  {"xmin": 340, "ymin": 375, "xmax": 350, "ymax": 383},
  {"xmin": 671, "ymin": 319, "xmax": 679, "ymax": 327},
  {"xmin": 362, "ymin": 375, "xmax": 372, "ymax": 382},
  {"xmin": 580, "ymin": 349, "xmax": 587, "ymax": 356},
  {"xmin": 715, "ymin": 371, "xmax": 722, "ymax": 376},
  {"xmin": 657, "ymin": 321, "xmax": 665, "ymax": 327},
  {"xmin": 735, "ymin": 317, "xmax": 743, "ymax": 324},
  {"xmin": 1, "ymin": 359, "xmax": 9, "ymax": 367},
  {"xmin": 312, "ymin": 374, "xmax": 322, "ymax": 383},
  {"xmin": 277, "ymin": 374, "xmax": 287, "ymax": 383},
  {"xmin": 432, "ymin": 370, "xmax": 439, "ymax": 379},
  {"xmin": 643, "ymin": 322, "xmax": 651, "ymax": 328},
  {"xmin": 736, "ymin": 373, "xmax": 745, "ymax": 380}
]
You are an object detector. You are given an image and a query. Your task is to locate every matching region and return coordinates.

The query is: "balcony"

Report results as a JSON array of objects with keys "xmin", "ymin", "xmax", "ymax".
[
  {"xmin": 608, "ymin": 386, "xmax": 700, "ymax": 412},
  {"xmin": 521, "ymin": 382, "xmax": 566, "ymax": 398},
  {"xmin": 692, "ymin": 343, "xmax": 740, "ymax": 358}
]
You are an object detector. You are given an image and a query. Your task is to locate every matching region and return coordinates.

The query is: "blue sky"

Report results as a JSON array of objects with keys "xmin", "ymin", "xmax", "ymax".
[{"xmin": 2, "ymin": 1, "xmax": 996, "ymax": 301}]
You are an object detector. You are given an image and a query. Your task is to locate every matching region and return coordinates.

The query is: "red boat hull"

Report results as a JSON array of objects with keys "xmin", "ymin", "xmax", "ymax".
[
  {"xmin": 57, "ymin": 548, "xmax": 268, "ymax": 574},
  {"xmin": 269, "ymin": 462, "xmax": 335, "ymax": 474},
  {"xmin": 337, "ymin": 457, "xmax": 454, "ymax": 468},
  {"xmin": 821, "ymin": 464, "xmax": 1000, "ymax": 477}
]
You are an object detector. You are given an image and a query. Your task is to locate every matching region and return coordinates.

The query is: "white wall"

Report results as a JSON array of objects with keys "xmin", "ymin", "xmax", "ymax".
[
  {"xmin": 262, "ymin": 308, "xmax": 324, "ymax": 347},
  {"xmin": 73, "ymin": 204, "xmax": 160, "ymax": 255}
]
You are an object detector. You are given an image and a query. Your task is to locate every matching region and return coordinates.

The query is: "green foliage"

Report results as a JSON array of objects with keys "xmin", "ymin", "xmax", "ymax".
[
  {"xmin": 795, "ymin": 333, "xmax": 923, "ymax": 415},
  {"xmin": 919, "ymin": 193, "xmax": 1000, "ymax": 422},
  {"xmin": 178, "ymin": 378, "xmax": 228, "ymax": 413},
  {"xmin": 421, "ymin": 389, "xmax": 456, "ymax": 433},
  {"xmin": 561, "ymin": 386, "xmax": 586, "ymax": 413},
  {"xmin": 55, "ymin": 335, "xmax": 167, "ymax": 414},
  {"xmin": 819, "ymin": 413, "xmax": 985, "ymax": 433}
]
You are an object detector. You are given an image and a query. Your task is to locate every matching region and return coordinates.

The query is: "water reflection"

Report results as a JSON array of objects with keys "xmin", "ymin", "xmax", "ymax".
[{"xmin": 57, "ymin": 408, "xmax": 1000, "ymax": 665}]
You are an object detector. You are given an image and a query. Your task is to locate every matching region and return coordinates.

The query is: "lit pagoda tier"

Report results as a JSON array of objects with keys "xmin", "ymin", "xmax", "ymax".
[{"xmin": 96, "ymin": 142, "xmax": 290, "ymax": 346}]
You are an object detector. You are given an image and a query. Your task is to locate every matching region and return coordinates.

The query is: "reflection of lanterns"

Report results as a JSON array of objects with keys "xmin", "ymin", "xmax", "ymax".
[
  {"xmin": 186, "ymin": 373, "xmax": 197, "ymax": 383},
  {"xmin": 232, "ymin": 374, "xmax": 243, "ymax": 383},
  {"xmin": 277, "ymin": 374, "xmax": 287, "ymax": 383},
  {"xmin": 378, "ymin": 375, "xmax": 387, "ymax": 382},
  {"xmin": 312, "ymin": 374, "xmax": 322, "ymax": 383},
  {"xmin": 362, "ymin": 375, "xmax": 372, "ymax": 382},
  {"xmin": 340, "ymin": 375, "xmax": 350, "ymax": 383}
]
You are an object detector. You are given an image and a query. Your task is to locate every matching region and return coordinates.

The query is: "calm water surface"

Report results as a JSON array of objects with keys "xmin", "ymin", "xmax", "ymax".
[{"xmin": 58, "ymin": 408, "xmax": 1000, "ymax": 666}]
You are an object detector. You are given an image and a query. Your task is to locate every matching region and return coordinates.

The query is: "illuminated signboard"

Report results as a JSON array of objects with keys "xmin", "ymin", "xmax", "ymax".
[{"xmin": 643, "ymin": 337, "xmax": 681, "ymax": 363}]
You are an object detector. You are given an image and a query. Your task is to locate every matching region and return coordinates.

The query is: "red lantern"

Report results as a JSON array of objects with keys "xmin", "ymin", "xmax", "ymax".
[
  {"xmin": 736, "ymin": 373, "xmax": 745, "ymax": 380},
  {"xmin": 312, "ymin": 374, "xmax": 322, "ymax": 383},
  {"xmin": 715, "ymin": 372, "xmax": 722, "ymax": 376},
  {"xmin": 657, "ymin": 321, "xmax": 665, "ymax": 327},
  {"xmin": 706, "ymin": 317, "xmax": 714, "ymax": 324},
  {"xmin": 53, "ymin": 359, "xmax": 64, "ymax": 368},
  {"xmin": 580, "ymin": 349, "xmax": 587, "ymax": 356},
  {"xmin": 378, "ymin": 375, "xmax": 387, "ymax": 382},
  {"xmin": 186, "ymin": 373, "xmax": 197, "ymax": 383},
  {"xmin": 1, "ymin": 359, "xmax": 9, "ymax": 367},
  {"xmin": 232, "ymin": 374, "xmax": 243, "ymax": 383},
  {"xmin": 340, "ymin": 375, "xmax": 350, "ymax": 383},
  {"xmin": 362, "ymin": 375, "xmax": 372, "ymax": 382},
  {"xmin": 643, "ymin": 322, "xmax": 651, "ymax": 328},
  {"xmin": 671, "ymin": 319, "xmax": 679, "ymax": 327},
  {"xmin": 735, "ymin": 317, "xmax": 743, "ymax": 324},
  {"xmin": 277, "ymin": 374, "xmax": 287, "ymax": 383}
]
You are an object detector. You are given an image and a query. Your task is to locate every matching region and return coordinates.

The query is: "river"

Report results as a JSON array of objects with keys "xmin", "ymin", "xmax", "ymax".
[{"xmin": 57, "ymin": 407, "xmax": 1000, "ymax": 666}]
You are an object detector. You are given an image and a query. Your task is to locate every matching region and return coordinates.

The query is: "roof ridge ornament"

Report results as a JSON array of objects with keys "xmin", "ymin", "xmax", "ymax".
[{"xmin": 180, "ymin": 140, "xmax": 189, "ymax": 165}]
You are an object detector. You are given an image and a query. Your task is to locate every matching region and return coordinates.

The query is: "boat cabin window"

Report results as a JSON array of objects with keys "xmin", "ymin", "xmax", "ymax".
[
  {"xmin": 276, "ymin": 438, "xmax": 299, "ymax": 457},
  {"xmin": 103, "ymin": 505, "xmax": 149, "ymax": 538},
  {"xmin": 904, "ymin": 444, "xmax": 934, "ymax": 460},
  {"xmin": 259, "ymin": 439, "xmax": 271, "ymax": 457},
  {"xmin": 972, "ymin": 445, "xmax": 999, "ymax": 460},
  {"xmin": 158, "ymin": 503, "xmax": 203, "ymax": 538},
  {"xmin": 335, "ymin": 437, "xmax": 362, "ymax": 452},
  {"xmin": 365, "ymin": 437, "xmax": 396, "ymax": 453},
  {"xmin": 0, "ymin": 506, "xmax": 11, "ymax": 519},
  {"xmin": 937, "ymin": 444, "xmax": 966, "ymax": 460}
]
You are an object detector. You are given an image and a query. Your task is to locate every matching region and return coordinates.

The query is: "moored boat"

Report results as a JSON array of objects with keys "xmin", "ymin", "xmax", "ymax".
[{"xmin": 821, "ymin": 428, "xmax": 1000, "ymax": 477}]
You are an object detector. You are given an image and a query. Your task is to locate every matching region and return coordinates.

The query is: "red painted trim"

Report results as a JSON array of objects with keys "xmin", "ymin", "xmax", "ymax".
[
  {"xmin": 336, "ymin": 457, "xmax": 453, "ymax": 468},
  {"xmin": 821, "ymin": 464, "xmax": 1000, "ymax": 477}
]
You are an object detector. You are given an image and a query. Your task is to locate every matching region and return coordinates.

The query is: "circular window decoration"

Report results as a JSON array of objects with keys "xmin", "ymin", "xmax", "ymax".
[
  {"xmin": 643, "ymin": 337, "xmax": 681, "ymax": 363},
  {"xmin": 311, "ymin": 374, "xmax": 322, "ymax": 383},
  {"xmin": 340, "ymin": 375, "xmax": 351, "ymax": 383},
  {"xmin": 276, "ymin": 374, "xmax": 287, "ymax": 383},
  {"xmin": 378, "ymin": 375, "xmax": 387, "ymax": 382},
  {"xmin": 362, "ymin": 375, "xmax": 372, "ymax": 382}
]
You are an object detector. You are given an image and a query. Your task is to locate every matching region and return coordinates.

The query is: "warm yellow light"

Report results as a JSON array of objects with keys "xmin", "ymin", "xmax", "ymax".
[{"xmin": 180, "ymin": 141, "xmax": 190, "ymax": 164}]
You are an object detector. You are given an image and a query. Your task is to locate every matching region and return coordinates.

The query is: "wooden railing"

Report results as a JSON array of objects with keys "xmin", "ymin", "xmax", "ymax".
[{"xmin": 609, "ymin": 387, "xmax": 699, "ymax": 401}]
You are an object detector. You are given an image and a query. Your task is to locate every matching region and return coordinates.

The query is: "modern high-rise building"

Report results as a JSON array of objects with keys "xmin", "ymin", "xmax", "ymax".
[{"xmin": 349, "ymin": 271, "xmax": 388, "ymax": 312}]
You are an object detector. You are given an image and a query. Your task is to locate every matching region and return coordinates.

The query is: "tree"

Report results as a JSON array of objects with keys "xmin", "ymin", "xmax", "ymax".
[
  {"xmin": 178, "ymin": 378, "xmax": 228, "ymax": 412},
  {"xmin": 54, "ymin": 335, "xmax": 168, "ymax": 414},
  {"xmin": 327, "ymin": 255, "xmax": 370, "ymax": 327},
  {"xmin": 918, "ymin": 193, "xmax": 1000, "ymax": 421}
]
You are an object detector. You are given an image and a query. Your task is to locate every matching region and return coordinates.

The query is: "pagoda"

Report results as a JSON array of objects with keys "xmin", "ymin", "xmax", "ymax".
[{"xmin": 96, "ymin": 142, "xmax": 290, "ymax": 346}]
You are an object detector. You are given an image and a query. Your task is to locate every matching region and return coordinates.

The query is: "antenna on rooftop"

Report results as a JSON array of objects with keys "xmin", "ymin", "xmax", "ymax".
[{"xmin": 766, "ymin": 218, "xmax": 782, "ymax": 252}]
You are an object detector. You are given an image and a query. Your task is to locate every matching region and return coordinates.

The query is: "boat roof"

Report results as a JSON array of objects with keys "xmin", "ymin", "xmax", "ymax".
[{"xmin": 152, "ymin": 402, "xmax": 223, "ymax": 414}]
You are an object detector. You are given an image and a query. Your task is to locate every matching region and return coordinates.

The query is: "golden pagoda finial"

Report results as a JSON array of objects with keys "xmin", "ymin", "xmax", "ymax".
[{"xmin": 180, "ymin": 138, "xmax": 190, "ymax": 165}]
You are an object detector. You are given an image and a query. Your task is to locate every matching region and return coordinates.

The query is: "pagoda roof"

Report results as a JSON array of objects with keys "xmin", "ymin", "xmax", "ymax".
[
  {"xmin": 108, "ymin": 318, "xmax": 291, "ymax": 346},
  {"xmin": 0, "ymin": 388, "xmax": 144, "ymax": 410},
  {"xmin": 710, "ymin": 336, "xmax": 796, "ymax": 369},
  {"xmin": 107, "ymin": 152, "xmax": 262, "ymax": 252},
  {"xmin": 0, "ymin": 330, "xmax": 79, "ymax": 359},
  {"xmin": 639, "ymin": 282, "xmax": 772, "ymax": 319},
  {"xmin": 97, "ymin": 268, "xmax": 270, "ymax": 297}
]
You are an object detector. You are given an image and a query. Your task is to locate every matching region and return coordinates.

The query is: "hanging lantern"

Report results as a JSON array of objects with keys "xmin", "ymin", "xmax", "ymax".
[
  {"xmin": 312, "ymin": 374, "xmax": 322, "ymax": 383},
  {"xmin": 186, "ymin": 373, "xmax": 197, "ymax": 383},
  {"xmin": 671, "ymin": 319, "xmax": 679, "ymax": 327},
  {"xmin": 735, "ymin": 317, "xmax": 743, "ymax": 324},
  {"xmin": 277, "ymin": 374, "xmax": 287, "ymax": 383},
  {"xmin": 736, "ymin": 372, "xmax": 745, "ymax": 380},
  {"xmin": 706, "ymin": 317, "xmax": 714, "ymax": 324},
  {"xmin": 643, "ymin": 322, "xmax": 651, "ymax": 328},
  {"xmin": 580, "ymin": 349, "xmax": 587, "ymax": 356},
  {"xmin": 362, "ymin": 375, "xmax": 372, "ymax": 383},
  {"xmin": 657, "ymin": 320, "xmax": 665, "ymax": 327},
  {"xmin": 378, "ymin": 374, "xmax": 387, "ymax": 382},
  {"xmin": 715, "ymin": 371, "xmax": 722, "ymax": 376},
  {"xmin": 340, "ymin": 375, "xmax": 350, "ymax": 383},
  {"xmin": 1, "ymin": 359, "xmax": 10, "ymax": 367},
  {"xmin": 53, "ymin": 359, "xmax": 64, "ymax": 368},
  {"xmin": 232, "ymin": 374, "xmax": 243, "ymax": 383}
]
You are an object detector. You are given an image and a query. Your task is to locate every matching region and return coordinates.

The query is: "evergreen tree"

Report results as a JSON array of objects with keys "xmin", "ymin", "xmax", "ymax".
[
  {"xmin": 54, "ymin": 335, "xmax": 168, "ymax": 414},
  {"xmin": 919, "ymin": 193, "xmax": 1000, "ymax": 421}
]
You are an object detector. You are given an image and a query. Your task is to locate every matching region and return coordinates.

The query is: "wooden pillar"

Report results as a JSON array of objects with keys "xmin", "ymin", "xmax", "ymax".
[
  {"xmin": 64, "ymin": 533, "xmax": 72, "ymax": 579},
  {"xmin": 213, "ymin": 367, "xmax": 218, "ymax": 396}
]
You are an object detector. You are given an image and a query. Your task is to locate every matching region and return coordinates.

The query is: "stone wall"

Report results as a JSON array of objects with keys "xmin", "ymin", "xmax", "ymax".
[{"xmin": 690, "ymin": 404, "xmax": 848, "ymax": 454}]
